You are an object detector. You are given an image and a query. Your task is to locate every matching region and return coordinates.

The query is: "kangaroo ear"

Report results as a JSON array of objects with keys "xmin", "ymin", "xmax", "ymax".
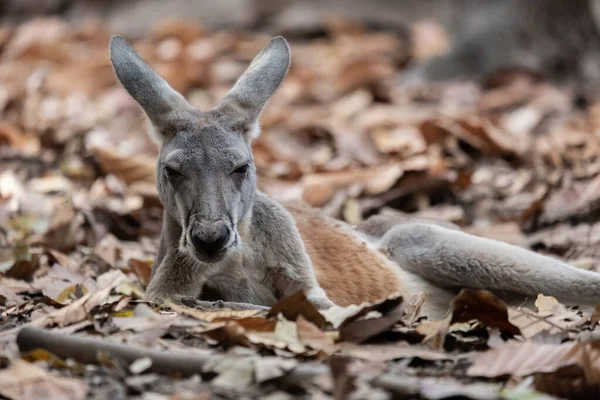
[
  {"xmin": 215, "ymin": 36, "xmax": 290, "ymax": 141},
  {"xmin": 109, "ymin": 35, "xmax": 191, "ymax": 136}
]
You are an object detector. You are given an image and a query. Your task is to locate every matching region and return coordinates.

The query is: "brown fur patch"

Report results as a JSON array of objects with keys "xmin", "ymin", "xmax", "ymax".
[{"xmin": 285, "ymin": 203, "xmax": 406, "ymax": 306}]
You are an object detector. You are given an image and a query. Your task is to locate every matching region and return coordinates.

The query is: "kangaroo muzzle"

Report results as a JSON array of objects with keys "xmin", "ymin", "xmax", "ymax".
[{"xmin": 187, "ymin": 217, "xmax": 232, "ymax": 260}]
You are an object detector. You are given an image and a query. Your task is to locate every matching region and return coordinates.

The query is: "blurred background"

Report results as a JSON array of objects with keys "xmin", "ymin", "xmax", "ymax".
[{"xmin": 3, "ymin": 0, "xmax": 600, "ymax": 276}]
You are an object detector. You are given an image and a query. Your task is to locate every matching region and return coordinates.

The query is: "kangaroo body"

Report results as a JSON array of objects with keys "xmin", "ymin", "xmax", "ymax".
[{"xmin": 109, "ymin": 35, "xmax": 600, "ymax": 320}]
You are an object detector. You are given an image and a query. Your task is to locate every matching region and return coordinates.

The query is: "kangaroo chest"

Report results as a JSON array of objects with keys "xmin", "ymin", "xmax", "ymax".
[{"xmin": 200, "ymin": 255, "xmax": 280, "ymax": 306}]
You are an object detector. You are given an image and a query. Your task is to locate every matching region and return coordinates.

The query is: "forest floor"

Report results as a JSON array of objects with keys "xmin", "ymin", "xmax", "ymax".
[{"xmin": 2, "ymin": 17, "xmax": 600, "ymax": 400}]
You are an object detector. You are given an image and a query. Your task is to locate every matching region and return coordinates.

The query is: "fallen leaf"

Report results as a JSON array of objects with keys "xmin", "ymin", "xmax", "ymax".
[
  {"xmin": 415, "ymin": 319, "xmax": 449, "ymax": 349},
  {"xmin": 31, "ymin": 269, "xmax": 127, "ymax": 328},
  {"xmin": 247, "ymin": 318, "xmax": 308, "ymax": 354},
  {"xmin": 227, "ymin": 316, "xmax": 277, "ymax": 332},
  {"xmin": 0, "ymin": 122, "xmax": 40, "ymax": 155},
  {"xmin": 207, "ymin": 356, "xmax": 256, "ymax": 390},
  {"xmin": 410, "ymin": 20, "xmax": 451, "ymax": 61},
  {"xmin": 468, "ymin": 341, "xmax": 600, "ymax": 384},
  {"xmin": 296, "ymin": 315, "xmax": 335, "ymax": 354},
  {"xmin": 508, "ymin": 295, "xmax": 582, "ymax": 339},
  {"xmin": 267, "ymin": 291, "xmax": 328, "ymax": 329},
  {"xmin": 89, "ymin": 146, "xmax": 156, "ymax": 185},
  {"xmin": 254, "ymin": 356, "xmax": 298, "ymax": 382},
  {"xmin": 168, "ymin": 302, "xmax": 262, "ymax": 322},
  {"xmin": 450, "ymin": 289, "xmax": 521, "ymax": 335},
  {"xmin": 0, "ymin": 359, "xmax": 87, "ymax": 400},
  {"xmin": 591, "ymin": 305, "xmax": 600, "ymax": 324},
  {"xmin": 300, "ymin": 164, "xmax": 404, "ymax": 207},
  {"xmin": 127, "ymin": 258, "xmax": 153, "ymax": 287},
  {"xmin": 336, "ymin": 342, "xmax": 456, "ymax": 363},
  {"xmin": 339, "ymin": 297, "xmax": 406, "ymax": 343}
]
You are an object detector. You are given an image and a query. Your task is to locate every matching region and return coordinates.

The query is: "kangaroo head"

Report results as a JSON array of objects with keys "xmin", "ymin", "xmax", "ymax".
[{"xmin": 109, "ymin": 35, "xmax": 290, "ymax": 263}]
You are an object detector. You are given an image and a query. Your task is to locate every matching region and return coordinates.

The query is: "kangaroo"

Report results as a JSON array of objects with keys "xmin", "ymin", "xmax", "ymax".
[{"xmin": 109, "ymin": 35, "xmax": 600, "ymax": 319}]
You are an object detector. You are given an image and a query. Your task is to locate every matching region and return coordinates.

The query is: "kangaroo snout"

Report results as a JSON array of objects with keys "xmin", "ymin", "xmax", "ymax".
[{"xmin": 187, "ymin": 218, "xmax": 232, "ymax": 260}]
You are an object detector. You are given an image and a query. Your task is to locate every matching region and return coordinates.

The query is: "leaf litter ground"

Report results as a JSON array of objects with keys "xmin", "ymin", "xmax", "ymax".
[{"xmin": 1, "ymin": 16, "xmax": 600, "ymax": 400}]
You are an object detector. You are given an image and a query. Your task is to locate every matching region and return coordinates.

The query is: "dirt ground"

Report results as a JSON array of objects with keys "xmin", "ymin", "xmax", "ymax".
[{"xmin": 2, "ymin": 16, "xmax": 600, "ymax": 400}]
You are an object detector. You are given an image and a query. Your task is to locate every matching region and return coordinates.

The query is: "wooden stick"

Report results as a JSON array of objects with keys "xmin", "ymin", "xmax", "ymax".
[
  {"xmin": 17, "ymin": 326, "xmax": 444, "ymax": 394},
  {"xmin": 18, "ymin": 326, "xmax": 220, "ymax": 376},
  {"xmin": 16, "ymin": 326, "xmax": 326, "ymax": 378}
]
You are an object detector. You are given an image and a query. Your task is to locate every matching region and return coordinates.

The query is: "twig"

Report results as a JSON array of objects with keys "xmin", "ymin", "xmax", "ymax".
[{"xmin": 512, "ymin": 308, "xmax": 567, "ymax": 332}]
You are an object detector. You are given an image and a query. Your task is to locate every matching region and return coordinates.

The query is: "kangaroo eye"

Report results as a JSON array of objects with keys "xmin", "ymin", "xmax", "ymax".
[
  {"xmin": 232, "ymin": 164, "xmax": 249, "ymax": 175},
  {"xmin": 164, "ymin": 166, "xmax": 183, "ymax": 178}
]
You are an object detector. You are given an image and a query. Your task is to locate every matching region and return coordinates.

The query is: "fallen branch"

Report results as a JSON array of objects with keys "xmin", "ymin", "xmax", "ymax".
[
  {"xmin": 16, "ymin": 326, "xmax": 465, "ymax": 394},
  {"xmin": 18, "ymin": 326, "xmax": 216, "ymax": 376},
  {"xmin": 16, "ymin": 326, "xmax": 326, "ymax": 379}
]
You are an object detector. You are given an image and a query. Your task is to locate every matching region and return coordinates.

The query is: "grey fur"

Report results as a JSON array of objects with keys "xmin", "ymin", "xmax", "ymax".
[
  {"xmin": 214, "ymin": 37, "xmax": 290, "ymax": 141},
  {"xmin": 110, "ymin": 35, "xmax": 600, "ymax": 318},
  {"xmin": 109, "ymin": 35, "xmax": 193, "ymax": 129}
]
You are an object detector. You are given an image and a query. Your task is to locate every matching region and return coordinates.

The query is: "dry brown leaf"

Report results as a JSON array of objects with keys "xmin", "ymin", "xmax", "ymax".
[
  {"xmin": 508, "ymin": 295, "xmax": 582, "ymax": 339},
  {"xmin": 0, "ymin": 122, "xmax": 40, "ymax": 155},
  {"xmin": 402, "ymin": 292, "xmax": 428, "ymax": 326},
  {"xmin": 228, "ymin": 316, "xmax": 277, "ymax": 332},
  {"xmin": 342, "ymin": 198, "xmax": 362, "ymax": 225},
  {"xmin": 296, "ymin": 315, "xmax": 335, "ymax": 354},
  {"xmin": 468, "ymin": 341, "xmax": 600, "ymax": 383},
  {"xmin": 150, "ymin": 18, "xmax": 206, "ymax": 44},
  {"xmin": 168, "ymin": 302, "xmax": 262, "ymax": 322},
  {"xmin": 31, "ymin": 269, "xmax": 127, "ymax": 328},
  {"xmin": 245, "ymin": 318, "xmax": 309, "ymax": 354},
  {"xmin": 207, "ymin": 355, "xmax": 256, "ymax": 390},
  {"xmin": 591, "ymin": 304, "xmax": 600, "ymax": 324},
  {"xmin": 459, "ymin": 117, "xmax": 524, "ymax": 156},
  {"xmin": 32, "ymin": 264, "xmax": 96, "ymax": 305},
  {"xmin": 89, "ymin": 146, "xmax": 156, "ymax": 185},
  {"xmin": 54, "ymin": 284, "xmax": 88, "ymax": 304},
  {"xmin": 0, "ymin": 359, "xmax": 87, "ymax": 400},
  {"xmin": 370, "ymin": 125, "xmax": 427, "ymax": 155},
  {"xmin": 267, "ymin": 291, "xmax": 328, "ymax": 329},
  {"xmin": 540, "ymin": 174, "xmax": 600, "ymax": 226},
  {"xmin": 464, "ymin": 221, "xmax": 528, "ymax": 247},
  {"xmin": 478, "ymin": 76, "xmax": 537, "ymax": 111},
  {"xmin": 336, "ymin": 342, "xmax": 456, "ymax": 363},
  {"xmin": 45, "ymin": 249, "xmax": 77, "ymax": 270},
  {"xmin": 111, "ymin": 310, "xmax": 179, "ymax": 333},
  {"xmin": 127, "ymin": 258, "xmax": 153, "ymax": 287},
  {"xmin": 201, "ymin": 322, "xmax": 251, "ymax": 348},
  {"xmin": 536, "ymin": 294, "xmax": 567, "ymax": 315},
  {"xmin": 410, "ymin": 20, "xmax": 450, "ymax": 61},
  {"xmin": 196, "ymin": 315, "xmax": 280, "ymax": 349},
  {"xmin": 450, "ymin": 289, "xmax": 521, "ymax": 335},
  {"xmin": 254, "ymin": 357, "xmax": 298, "ymax": 383},
  {"xmin": 415, "ymin": 319, "xmax": 450, "ymax": 349},
  {"xmin": 300, "ymin": 164, "xmax": 404, "ymax": 207},
  {"xmin": 339, "ymin": 298, "xmax": 406, "ymax": 343},
  {"xmin": 320, "ymin": 294, "xmax": 407, "ymax": 333}
]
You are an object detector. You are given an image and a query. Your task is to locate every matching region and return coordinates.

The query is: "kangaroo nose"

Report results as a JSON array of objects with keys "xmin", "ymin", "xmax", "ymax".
[{"xmin": 190, "ymin": 222, "xmax": 230, "ymax": 255}]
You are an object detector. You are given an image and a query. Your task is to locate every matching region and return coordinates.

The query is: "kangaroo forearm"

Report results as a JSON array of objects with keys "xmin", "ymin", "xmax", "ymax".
[{"xmin": 145, "ymin": 252, "xmax": 205, "ymax": 302}]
